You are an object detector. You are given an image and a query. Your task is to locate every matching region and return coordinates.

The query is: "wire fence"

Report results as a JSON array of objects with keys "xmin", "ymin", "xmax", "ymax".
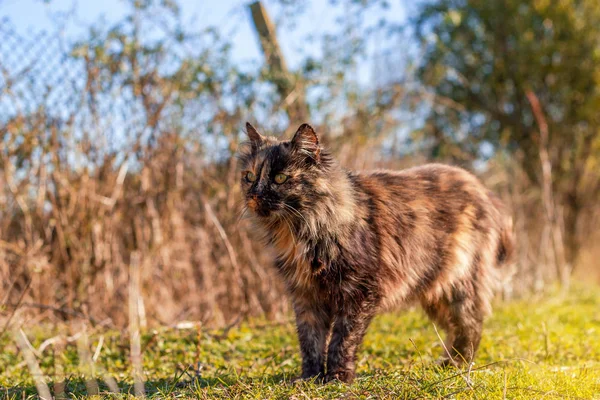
[
  {"xmin": 0, "ymin": 20, "xmax": 187, "ymax": 158},
  {"xmin": 0, "ymin": 21, "xmax": 85, "ymax": 122}
]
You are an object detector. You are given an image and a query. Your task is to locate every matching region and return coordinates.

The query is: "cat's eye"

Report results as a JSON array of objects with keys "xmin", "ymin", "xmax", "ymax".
[
  {"xmin": 245, "ymin": 171, "xmax": 257, "ymax": 182},
  {"xmin": 274, "ymin": 173, "xmax": 288, "ymax": 184}
]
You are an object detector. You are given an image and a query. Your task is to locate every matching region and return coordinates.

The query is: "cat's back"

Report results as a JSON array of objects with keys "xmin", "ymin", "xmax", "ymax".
[
  {"xmin": 356, "ymin": 163, "xmax": 500, "ymax": 219},
  {"xmin": 354, "ymin": 163, "xmax": 511, "ymax": 238},
  {"xmin": 361, "ymin": 163, "xmax": 483, "ymax": 195}
]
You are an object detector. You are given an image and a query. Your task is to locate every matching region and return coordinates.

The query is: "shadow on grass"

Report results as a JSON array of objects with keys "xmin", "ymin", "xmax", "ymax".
[
  {"xmin": 0, "ymin": 372, "xmax": 297, "ymax": 398},
  {"xmin": 2, "ymin": 364, "xmax": 475, "ymax": 399}
]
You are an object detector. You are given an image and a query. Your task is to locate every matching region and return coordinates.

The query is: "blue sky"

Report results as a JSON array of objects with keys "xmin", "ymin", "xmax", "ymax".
[
  {"xmin": 1, "ymin": 0, "xmax": 408, "ymax": 83},
  {"xmin": 1, "ymin": 0, "xmax": 262, "ymax": 60}
]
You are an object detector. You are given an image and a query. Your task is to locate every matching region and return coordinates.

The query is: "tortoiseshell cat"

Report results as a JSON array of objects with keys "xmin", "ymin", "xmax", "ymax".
[{"xmin": 239, "ymin": 122, "xmax": 514, "ymax": 383}]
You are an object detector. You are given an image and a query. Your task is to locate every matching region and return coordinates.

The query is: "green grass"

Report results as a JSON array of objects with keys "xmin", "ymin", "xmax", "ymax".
[{"xmin": 2, "ymin": 286, "xmax": 600, "ymax": 399}]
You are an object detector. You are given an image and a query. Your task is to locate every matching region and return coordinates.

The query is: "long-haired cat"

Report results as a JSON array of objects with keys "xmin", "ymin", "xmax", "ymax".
[{"xmin": 238, "ymin": 122, "xmax": 514, "ymax": 383}]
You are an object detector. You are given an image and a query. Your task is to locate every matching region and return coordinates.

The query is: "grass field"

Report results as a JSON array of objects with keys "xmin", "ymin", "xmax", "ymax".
[{"xmin": 1, "ymin": 286, "xmax": 600, "ymax": 399}]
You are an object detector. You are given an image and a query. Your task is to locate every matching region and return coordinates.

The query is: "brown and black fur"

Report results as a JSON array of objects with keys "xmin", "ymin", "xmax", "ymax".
[{"xmin": 238, "ymin": 122, "xmax": 515, "ymax": 383}]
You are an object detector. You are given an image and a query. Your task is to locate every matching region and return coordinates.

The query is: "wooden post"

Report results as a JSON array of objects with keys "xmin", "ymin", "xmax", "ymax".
[
  {"xmin": 526, "ymin": 91, "xmax": 570, "ymax": 290},
  {"xmin": 249, "ymin": 1, "xmax": 308, "ymax": 124}
]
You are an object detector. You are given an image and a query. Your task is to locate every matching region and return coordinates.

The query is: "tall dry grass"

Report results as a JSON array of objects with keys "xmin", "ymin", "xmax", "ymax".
[{"xmin": 0, "ymin": 117, "xmax": 286, "ymax": 328}]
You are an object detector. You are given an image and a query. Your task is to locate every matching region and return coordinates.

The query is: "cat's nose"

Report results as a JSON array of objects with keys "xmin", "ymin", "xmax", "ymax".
[
  {"xmin": 247, "ymin": 194, "xmax": 260, "ymax": 211},
  {"xmin": 250, "ymin": 194, "xmax": 261, "ymax": 203},
  {"xmin": 250, "ymin": 185, "xmax": 263, "ymax": 199}
]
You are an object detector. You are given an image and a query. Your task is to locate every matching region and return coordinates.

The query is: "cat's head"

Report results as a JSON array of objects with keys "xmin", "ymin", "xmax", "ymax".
[{"xmin": 238, "ymin": 122, "xmax": 333, "ymax": 220}]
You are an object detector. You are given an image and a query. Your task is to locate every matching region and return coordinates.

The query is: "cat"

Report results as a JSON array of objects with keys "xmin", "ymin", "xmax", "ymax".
[{"xmin": 238, "ymin": 122, "xmax": 515, "ymax": 383}]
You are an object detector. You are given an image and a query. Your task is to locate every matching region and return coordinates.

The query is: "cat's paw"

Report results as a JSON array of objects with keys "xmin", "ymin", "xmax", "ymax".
[
  {"xmin": 324, "ymin": 370, "xmax": 355, "ymax": 384},
  {"xmin": 437, "ymin": 356, "xmax": 470, "ymax": 368}
]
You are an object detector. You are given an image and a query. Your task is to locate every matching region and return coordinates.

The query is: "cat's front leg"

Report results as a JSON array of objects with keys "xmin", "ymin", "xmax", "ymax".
[
  {"xmin": 294, "ymin": 300, "xmax": 331, "ymax": 380},
  {"xmin": 325, "ymin": 300, "xmax": 377, "ymax": 383}
]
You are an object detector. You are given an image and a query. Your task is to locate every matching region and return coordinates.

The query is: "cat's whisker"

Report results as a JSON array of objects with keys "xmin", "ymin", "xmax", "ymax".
[
  {"xmin": 282, "ymin": 204, "xmax": 309, "ymax": 235},
  {"xmin": 281, "ymin": 214, "xmax": 297, "ymax": 247},
  {"xmin": 236, "ymin": 206, "xmax": 249, "ymax": 227},
  {"xmin": 282, "ymin": 203, "xmax": 313, "ymax": 235}
]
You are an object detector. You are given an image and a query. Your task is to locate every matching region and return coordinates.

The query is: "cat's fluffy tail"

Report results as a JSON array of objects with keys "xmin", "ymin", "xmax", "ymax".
[
  {"xmin": 491, "ymin": 197, "xmax": 517, "ymax": 298},
  {"xmin": 497, "ymin": 215, "xmax": 515, "ymax": 267}
]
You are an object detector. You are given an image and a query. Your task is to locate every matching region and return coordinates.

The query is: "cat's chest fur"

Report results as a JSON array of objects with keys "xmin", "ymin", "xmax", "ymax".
[
  {"xmin": 270, "ymin": 224, "xmax": 325, "ymax": 290},
  {"xmin": 268, "ymin": 218, "xmax": 372, "ymax": 302}
]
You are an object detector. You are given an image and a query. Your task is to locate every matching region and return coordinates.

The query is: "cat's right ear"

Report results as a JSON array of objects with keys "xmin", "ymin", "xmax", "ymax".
[
  {"xmin": 291, "ymin": 123, "xmax": 320, "ymax": 160},
  {"xmin": 246, "ymin": 122, "xmax": 264, "ymax": 149}
]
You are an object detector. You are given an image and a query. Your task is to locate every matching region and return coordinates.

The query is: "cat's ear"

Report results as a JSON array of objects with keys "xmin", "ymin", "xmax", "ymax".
[
  {"xmin": 245, "ymin": 122, "xmax": 264, "ymax": 149},
  {"xmin": 291, "ymin": 123, "xmax": 320, "ymax": 159}
]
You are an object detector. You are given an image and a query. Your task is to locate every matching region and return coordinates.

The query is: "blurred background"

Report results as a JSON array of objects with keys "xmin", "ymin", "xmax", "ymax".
[{"xmin": 1, "ymin": 0, "xmax": 599, "ymax": 330}]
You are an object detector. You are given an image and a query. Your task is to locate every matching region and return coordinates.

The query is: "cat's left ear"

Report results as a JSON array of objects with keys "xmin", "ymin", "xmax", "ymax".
[
  {"xmin": 246, "ymin": 122, "xmax": 265, "ymax": 150},
  {"xmin": 291, "ymin": 123, "xmax": 321, "ymax": 160}
]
